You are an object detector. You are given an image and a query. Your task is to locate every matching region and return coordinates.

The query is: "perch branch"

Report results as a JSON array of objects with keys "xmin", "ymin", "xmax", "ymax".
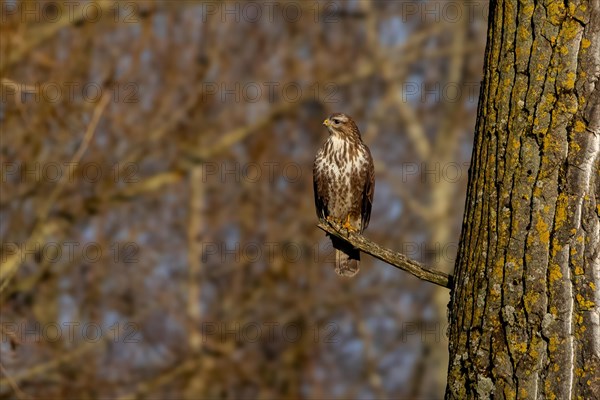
[{"xmin": 318, "ymin": 220, "xmax": 453, "ymax": 289}]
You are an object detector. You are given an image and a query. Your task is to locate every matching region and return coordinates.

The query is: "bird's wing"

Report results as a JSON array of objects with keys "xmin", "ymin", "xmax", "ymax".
[
  {"xmin": 313, "ymin": 152, "xmax": 330, "ymax": 221},
  {"xmin": 360, "ymin": 146, "xmax": 375, "ymax": 232}
]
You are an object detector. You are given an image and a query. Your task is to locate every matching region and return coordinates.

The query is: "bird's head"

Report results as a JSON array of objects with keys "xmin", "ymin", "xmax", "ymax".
[{"xmin": 323, "ymin": 113, "xmax": 361, "ymax": 140}]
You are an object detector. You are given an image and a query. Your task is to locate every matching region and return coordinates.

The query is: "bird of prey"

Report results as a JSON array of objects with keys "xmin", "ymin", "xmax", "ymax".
[{"xmin": 313, "ymin": 113, "xmax": 375, "ymax": 277}]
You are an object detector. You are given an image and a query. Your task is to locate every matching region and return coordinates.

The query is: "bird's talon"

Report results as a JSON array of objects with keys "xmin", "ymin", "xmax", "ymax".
[{"xmin": 342, "ymin": 215, "xmax": 358, "ymax": 232}]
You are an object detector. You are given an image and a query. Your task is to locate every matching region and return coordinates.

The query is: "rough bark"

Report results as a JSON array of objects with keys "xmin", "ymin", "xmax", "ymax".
[{"xmin": 446, "ymin": 0, "xmax": 600, "ymax": 398}]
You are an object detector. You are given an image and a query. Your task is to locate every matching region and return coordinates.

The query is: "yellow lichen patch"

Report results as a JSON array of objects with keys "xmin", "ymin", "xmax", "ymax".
[
  {"xmin": 543, "ymin": 93, "xmax": 557, "ymax": 107},
  {"xmin": 529, "ymin": 343, "xmax": 539, "ymax": 359},
  {"xmin": 547, "ymin": 2, "xmax": 566, "ymax": 25},
  {"xmin": 590, "ymin": 282, "xmax": 596, "ymax": 290},
  {"xmin": 563, "ymin": 95, "xmax": 579, "ymax": 115},
  {"xmin": 551, "ymin": 240, "xmax": 563, "ymax": 258},
  {"xmin": 549, "ymin": 336, "xmax": 560, "ymax": 352},
  {"xmin": 533, "ymin": 185, "xmax": 543, "ymax": 200},
  {"xmin": 525, "ymin": 253, "xmax": 533, "ymax": 264},
  {"xmin": 550, "ymin": 306, "xmax": 558, "ymax": 316},
  {"xmin": 535, "ymin": 68, "xmax": 546, "ymax": 81},
  {"xmin": 516, "ymin": 46, "xmax": 524, "ymax": 63},
  {"xmin": 505, "ymin": 0, "xmax": 516, "ymax": 20},
  {"xmin": 549, "ymin": 264, "xmax": 563, "ymax": 283},
  {"xmin": 576, "ymin": 294, "xmax": 595, "ymax": 310},
  {"xmin": 504, "ymin": 387, "xmax": 517, "ymax": 399},
  {"xmin": 545, "ymin": 380, "xmax": 557, "ymax": 400},
  {"xmin": 536, "ymin": 218, "xmax": 550, "ymax": 244},
  {"xmin": 574, "ymin": 266, "xmax": 584, "ymax": 275},
  {"xmin": 554, "ymin": 194, "xmax": 568, "ymax": 229},
  {"xmin": 524, "ymin": 291, "xmax": 540, "ymax": 310},
  {"xmin": 563, "ymin": 72, "xmax": 576, "ymax": 90},
  {"xmin": 511, "ymin": 137, "xmax": 520, "ymax": 151},
  {"xmin": 519, "ymin": 388, "xmax": 528, "ymax": 398},
  {"xmin": 560, "ymin": 19, "xmax": 582, "ymax": 42},
  {"xmin": 518, "ymin": 25, "xmax": 530, "ymax": 42},
  {"xmin": 570, "ymin": 138, "xmax": 581, "ymax": 152},
  {"xmin": 523, "ymin": 4, "xmax": 535, "ymax": 17},
  {"xmin": 574, "ymin": 120, "xmax": 587, "ymax": 132},
  {"xmin": 581, "ymin": 38, "xmax": 591, "ymax": 49},
  {"xmin": 516, "ymin": 341, "xmax": 528, "ymax": 353}
]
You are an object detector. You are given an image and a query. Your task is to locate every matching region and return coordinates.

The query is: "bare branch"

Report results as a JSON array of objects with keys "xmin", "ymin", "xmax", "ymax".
[
  {"xmin": 0, "ymin": 95, "xmax": 109, "ymax": 293},
  {"xmin": 317, "ymin": 221, "xmax": 453, "ymax": 289}
]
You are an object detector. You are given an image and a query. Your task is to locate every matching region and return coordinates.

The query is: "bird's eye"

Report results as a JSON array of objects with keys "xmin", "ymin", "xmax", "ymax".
[{"xmin": 333, "ymin": 119, "xmax": 340, "ymax": 125}]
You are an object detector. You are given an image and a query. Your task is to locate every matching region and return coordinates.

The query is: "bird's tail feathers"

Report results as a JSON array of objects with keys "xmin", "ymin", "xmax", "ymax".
[{"xmin": 331, "ymin": 236, "xmax": 360, "ymax": 277}]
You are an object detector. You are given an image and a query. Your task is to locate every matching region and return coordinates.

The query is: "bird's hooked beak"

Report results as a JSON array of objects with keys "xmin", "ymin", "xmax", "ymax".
[{"xmin": 323, "ymin": 119, "xmax": 330, "ymax": 127}]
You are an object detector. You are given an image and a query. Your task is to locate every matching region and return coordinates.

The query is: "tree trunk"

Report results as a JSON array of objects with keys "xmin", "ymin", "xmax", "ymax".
[{"xmin": 446, "ymin": 0, "xmax": 600, "ymax": 398}]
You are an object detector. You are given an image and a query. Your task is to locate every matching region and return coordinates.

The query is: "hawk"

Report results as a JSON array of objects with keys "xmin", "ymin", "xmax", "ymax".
[{"xmin": 313, "ymin": 113, "xmax": 375, "ymax": 277}]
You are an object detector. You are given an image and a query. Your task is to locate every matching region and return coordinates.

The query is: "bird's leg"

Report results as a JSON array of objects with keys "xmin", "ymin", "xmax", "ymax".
[{"xmin": 342, "ymin": 214, "xmax": 358, "ymax": 232}]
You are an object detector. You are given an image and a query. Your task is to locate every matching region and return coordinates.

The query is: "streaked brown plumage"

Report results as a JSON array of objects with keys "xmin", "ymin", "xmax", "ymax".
[{"xmin": 313, "ymin": 113, "xmax": 375, "ymax": 277}]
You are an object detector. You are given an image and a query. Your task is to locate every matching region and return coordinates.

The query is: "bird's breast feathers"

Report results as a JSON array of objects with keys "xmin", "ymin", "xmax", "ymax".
[
  {"xmin": 316, "ymin": 136, "xmax": 370, "ymax": 204},
  {"xmin": 323, "ymin": 136, "xmax": 368, "ymax": 172}
]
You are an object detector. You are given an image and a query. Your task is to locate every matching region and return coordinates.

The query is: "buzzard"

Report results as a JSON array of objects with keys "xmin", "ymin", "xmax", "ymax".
[{"xmin": 313, "ymin": 113, "xmax": 375, "ymax": 277}]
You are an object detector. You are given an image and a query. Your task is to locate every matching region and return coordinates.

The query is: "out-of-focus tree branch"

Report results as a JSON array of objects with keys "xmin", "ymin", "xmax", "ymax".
[
  {"xmin": 317, "ymin": 221, "xmax": 453, "ymax": 289},
  {"xmin": 0, "ymin": 338, "xmax": 104, "ymax": 388},
  {"xmin": 1, "ymin": 0, "xmax": 115, "ymax": 72},
  {"xmin": 0, "ymin": 95, "xmax": 109, "ymax": 293}
]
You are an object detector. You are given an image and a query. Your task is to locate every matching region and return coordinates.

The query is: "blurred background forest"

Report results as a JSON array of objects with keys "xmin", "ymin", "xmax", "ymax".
[{"xmin": 1, "ymin": 1, "xmax": 488, "ymax": 399}]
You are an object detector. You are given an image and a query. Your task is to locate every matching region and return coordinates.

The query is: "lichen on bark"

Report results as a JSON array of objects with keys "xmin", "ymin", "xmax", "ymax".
[{"xmin": 446, "ymin": 0, "xmax": 600, "ymax": 398}]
